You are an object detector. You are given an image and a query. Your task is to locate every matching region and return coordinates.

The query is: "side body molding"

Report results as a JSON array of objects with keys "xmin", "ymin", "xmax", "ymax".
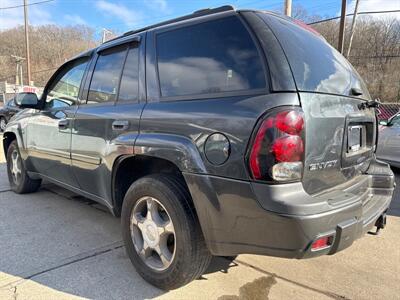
[{"xmin": 133, "ymin": 133, "xmax": 207, "ymax": 174}]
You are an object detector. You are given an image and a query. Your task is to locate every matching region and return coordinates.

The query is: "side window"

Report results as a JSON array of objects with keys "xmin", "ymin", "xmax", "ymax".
[
  {"xmin": 390, "ymin": 115, "xmax": 400, "ymax": 127},
  {"xmin": 118, "ymin": 47, "xmax": 139, "ymax": 102},
  {"xmin": 156, "ymin": 16, "xmax": 266, "ymax": 98},
  {"xmin": 87, "ymin": 48, "xmax": 127, "ymax": 104},
  {"xmin": 46, "ymin": 59, "xmax": 88, "ymax": 109},
  {"xmin": 8, "ymin": 99, "xmax": 16, "ymax": 107}
]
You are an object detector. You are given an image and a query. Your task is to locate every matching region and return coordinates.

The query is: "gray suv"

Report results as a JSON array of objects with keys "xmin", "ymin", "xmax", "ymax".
[{"xmin": 3, "ymin": 6, "xmax": 394, "ymax": 289}]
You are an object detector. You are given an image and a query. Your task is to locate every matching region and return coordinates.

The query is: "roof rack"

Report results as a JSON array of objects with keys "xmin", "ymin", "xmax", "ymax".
[{"xmin": 122, "ymin": 5, "xmax": 235, "ymax": 37}]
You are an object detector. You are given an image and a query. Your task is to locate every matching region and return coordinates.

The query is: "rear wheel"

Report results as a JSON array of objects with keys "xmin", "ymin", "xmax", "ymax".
[
  {"xmin": 6, "ymin": 140, "xmax": 41, "ymax": 194},
  {"xmin": 121, "ymin": 174, "xmax": 212, "ymax": 290},
  {"xmin": 0, "ymin": 117, "xmax": 6, "ymax": 132}
]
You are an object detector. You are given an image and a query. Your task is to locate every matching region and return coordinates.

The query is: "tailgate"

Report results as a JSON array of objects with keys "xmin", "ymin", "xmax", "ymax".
[{"xmin": 300, "ymin": 92, "xmax": 376, "ymax": 194}]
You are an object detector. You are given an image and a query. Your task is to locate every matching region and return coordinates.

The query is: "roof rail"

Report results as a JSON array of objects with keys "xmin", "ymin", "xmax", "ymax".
[{"xmin": 122, "ymin": 5, "xmax": 235, "ymax": 37}]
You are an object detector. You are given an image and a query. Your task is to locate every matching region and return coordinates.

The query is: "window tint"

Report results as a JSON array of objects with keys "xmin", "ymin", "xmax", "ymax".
[
  {"xmin": 46, "ymin": 59, "xmax": 88, "ymax": 109},
  {"xmin": 156, "ymin": 16, "xmax": 266, "ymax": 98},
  {"xmin": 257, "ymin": 13, "xmax": 371, "ymax": 99},
  {"xmin": 118, "ymin": 47, "xmax": 139, "ymax": 102},
  {"xmin": 88, "ymin": 48, "xmax": 127, "ymax": 104}
]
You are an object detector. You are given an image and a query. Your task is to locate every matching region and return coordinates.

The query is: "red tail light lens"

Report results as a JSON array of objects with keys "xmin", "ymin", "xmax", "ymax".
[
  {"xmin": 272, "ymin": 136, "xmax": 304, "ymax": 162},
  {"xmin": 275, "ymin": 110, "xmax": 304, "ymax": 135},
  {"xmin": 249, "ymin": 107, "xmax": 305, "ymax": 182}
]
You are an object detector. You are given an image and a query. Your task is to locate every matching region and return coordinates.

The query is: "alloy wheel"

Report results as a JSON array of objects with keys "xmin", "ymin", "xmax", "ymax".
[
  {"xmin": 10, "ymin": 149, "xmax": 22, "ymax": 185},
  {"xmin": 130, "ymin": 196, "xmax": 176, "ymax": 271},
  {"xmin": 0, "ymin": 119, "xmax": 6, "ymax": 131}
]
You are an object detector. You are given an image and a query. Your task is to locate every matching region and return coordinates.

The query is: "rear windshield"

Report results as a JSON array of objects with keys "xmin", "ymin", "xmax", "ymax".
[{"xmin": 257, "ymin": 13, "xmax": 371, "ymax": 100}]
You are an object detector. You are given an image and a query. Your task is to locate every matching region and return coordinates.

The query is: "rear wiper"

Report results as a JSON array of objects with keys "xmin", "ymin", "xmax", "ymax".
[{"xmin": 358, "ymin": 98, "xmax": 381, "ymax": 110}]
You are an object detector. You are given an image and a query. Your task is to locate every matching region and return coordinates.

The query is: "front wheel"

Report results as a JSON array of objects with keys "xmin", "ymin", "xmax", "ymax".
[
  {"xmin": 6, "ymin": 140, "xmax": 41, "ymax": 194},
  {"xmin": 0, "ymin": 117, "xmax": 6, "ymax": 132},
  {"xmin": 121, "ymin": 175, "xmax": 212, "ymax": 290}
]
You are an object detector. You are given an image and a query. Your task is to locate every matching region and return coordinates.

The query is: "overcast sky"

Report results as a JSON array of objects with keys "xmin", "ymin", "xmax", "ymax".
[{"xmin": 0, "ymin": 0, "xmax": 399, "ymax": 34}]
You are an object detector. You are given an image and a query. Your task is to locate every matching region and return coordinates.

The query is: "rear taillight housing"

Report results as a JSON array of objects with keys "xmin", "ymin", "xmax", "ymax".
[{"xmin": 248, "ymin": 107, "xmax": 305, "ymax": 182}]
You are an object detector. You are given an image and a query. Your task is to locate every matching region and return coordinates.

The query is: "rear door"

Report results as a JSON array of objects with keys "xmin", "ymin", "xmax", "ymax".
[
  {"xmin": 71, "ymin": 35, "xmax": 144, "ymax": 201},
  {"xmin": 257, "ymin": 13, "xmax": 376, "ymax": 194}
]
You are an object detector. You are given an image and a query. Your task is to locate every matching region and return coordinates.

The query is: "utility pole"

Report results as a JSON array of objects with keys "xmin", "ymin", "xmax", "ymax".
[
  {"xmin": 338, "ymin": 0, "xmax": 347, "ymax": 54},
  {"xmin": 346, "ymin": 0, "xmax": 360, "ymax": 58},
  {"xmin": 23, "ymin": 0, "xmax": 31, "ymax": 85},
  {"xmin": 11, "ymin": 55, "xmax": 26, "ymax": 86},
  {"xmin": 284, "ymin": 0, "xmax": 292, "ymax": 17}
]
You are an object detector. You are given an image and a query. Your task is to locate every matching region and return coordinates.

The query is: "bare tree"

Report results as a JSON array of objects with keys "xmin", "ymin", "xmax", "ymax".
[{"xmin": 0, "ymin": 25, "xmax": 96, "ymax": 86}]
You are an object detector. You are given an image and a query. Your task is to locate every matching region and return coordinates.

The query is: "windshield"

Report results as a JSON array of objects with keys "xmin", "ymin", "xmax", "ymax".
[{"xmin": 257, "ymin": 13, "xmax": 371, "ymax": 100}]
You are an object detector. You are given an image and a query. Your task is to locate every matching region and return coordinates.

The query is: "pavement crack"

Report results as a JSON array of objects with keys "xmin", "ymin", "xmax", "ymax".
[
  {"xmin": 25, "ymin": 244, "xmax": 124, "ymax": 281},
  {"xmin": 231, "ymin": 258, "xmax": 351, "ymax": 300},
  {"xmin": 0, "ymin": 241, "xmax": 124, "ymax": 289},
  {"xmin": 12, "ymin": 286, "xmax": 17, "ymax": 300}
]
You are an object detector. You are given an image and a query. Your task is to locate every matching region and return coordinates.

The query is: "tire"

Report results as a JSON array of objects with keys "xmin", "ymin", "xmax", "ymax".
[
  {"xmin": 0, "ymin": 117, "xmax": 6, "ymax": 132},
  {"xmin": 121, "ymin": 174, "xmax": 212, "ymax": 290},
  {"xmin": 6, "ymin": 140, "xmax": 41, "ymax": 194}
]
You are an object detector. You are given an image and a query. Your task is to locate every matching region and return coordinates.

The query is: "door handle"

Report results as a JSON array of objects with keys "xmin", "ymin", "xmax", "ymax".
[
  {"xmin": 112, "ymin": 120, "xmax": 129, "ymax": 131},
  {"xmin": 58, "ymin": 119, "xmax": 69, "ymax": 129}
]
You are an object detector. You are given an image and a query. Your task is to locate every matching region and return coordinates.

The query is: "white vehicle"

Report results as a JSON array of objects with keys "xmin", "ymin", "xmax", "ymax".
[{"xmin": 377, "ymin": 113, "xmax": 400, "ymax": 168}]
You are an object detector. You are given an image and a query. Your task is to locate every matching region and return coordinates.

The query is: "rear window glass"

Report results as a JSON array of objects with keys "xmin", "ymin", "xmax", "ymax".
[
  {"xmin": 258, "ymin": 13, "xmax": 370, "ymax": 99},
  {"xmin": 156, "ymin": 16, "xmax": 266, "ymax": 98}
]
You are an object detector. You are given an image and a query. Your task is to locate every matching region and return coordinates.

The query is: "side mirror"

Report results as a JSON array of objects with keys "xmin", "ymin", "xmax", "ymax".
[
  {"xmin": 15, "ymin": 92, "xmax": 39, "ymax": 109},
  {"xmin": 379, "ymin": 120, "xmax": 388, "ymax": 126}
]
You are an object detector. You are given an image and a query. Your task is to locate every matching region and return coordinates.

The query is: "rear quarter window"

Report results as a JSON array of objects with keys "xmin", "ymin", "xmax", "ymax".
[
  {"xmin": 257, "ymin": 13, "xmax": 371, "ymax": 99},
  {"xmin": 156, "ymin": 15, "xmax": 267, "ymax": 98}
]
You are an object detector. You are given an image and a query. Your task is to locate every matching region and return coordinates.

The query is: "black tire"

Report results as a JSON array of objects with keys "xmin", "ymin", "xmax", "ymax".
[
  {"xmin": 6, "ymin": 140, "xmax": 41, "ymax": 194},
  {"xmin": 121, "ymin": 174, "xmax": 212, "ymax": 290},
  {"xmin": 0, "ymin": 117, "xmax": 6, "ymax": 132}
]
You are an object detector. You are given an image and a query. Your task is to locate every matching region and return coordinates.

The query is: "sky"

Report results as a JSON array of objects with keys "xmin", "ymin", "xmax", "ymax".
[{"xmin": 0, "ymin": 0, "xmax": 399, "ymax": 37}]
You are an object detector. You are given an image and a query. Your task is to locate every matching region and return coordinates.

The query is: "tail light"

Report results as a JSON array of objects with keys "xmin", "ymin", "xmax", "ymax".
[{"xmin": 248, "ymin": 107, "xmax": 305, "ymax": 182}]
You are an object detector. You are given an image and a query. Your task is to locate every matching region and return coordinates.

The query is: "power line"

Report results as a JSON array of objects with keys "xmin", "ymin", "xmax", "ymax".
[
  {"xmin": 308, "ymin": 10, "xmax": 400, "ymax": 25},
  {"xmin": 0, "ymin": 0, "xmax": 55, "ymax": 10}
]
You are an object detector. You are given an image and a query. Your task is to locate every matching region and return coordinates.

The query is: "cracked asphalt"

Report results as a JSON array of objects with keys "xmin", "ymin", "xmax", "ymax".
[{"xmin": 0, "ymin": 137, "xmax": 399, "ymax": 299}]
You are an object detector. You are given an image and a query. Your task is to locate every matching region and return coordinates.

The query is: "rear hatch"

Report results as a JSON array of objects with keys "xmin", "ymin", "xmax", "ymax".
[{"xmin": 256, "ymin": 12, "xmax": 377, "ymax": 195}]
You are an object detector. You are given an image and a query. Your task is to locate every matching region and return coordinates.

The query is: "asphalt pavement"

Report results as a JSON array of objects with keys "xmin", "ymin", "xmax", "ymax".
[{"xmin": 0, "ymin": 137, "xmax": 399, "ymax": 299}]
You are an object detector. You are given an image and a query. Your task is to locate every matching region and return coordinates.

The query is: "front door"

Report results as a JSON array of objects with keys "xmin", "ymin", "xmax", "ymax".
[{"xmin": 26, "ymin": 57, "xmax": 90, "ymax": 187}]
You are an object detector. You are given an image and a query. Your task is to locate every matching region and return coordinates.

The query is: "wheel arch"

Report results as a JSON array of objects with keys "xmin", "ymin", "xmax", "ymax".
[
  {"xmin": 112, "ymin": 154, "xmax": 191, "ymax": 217},
  {"xmin": 3, "ymin": 131, "xmax": 17, "ymax": 156},
  {"xmin": 111, "ymin": 154, "xmax": 214, "ymax": 248}
]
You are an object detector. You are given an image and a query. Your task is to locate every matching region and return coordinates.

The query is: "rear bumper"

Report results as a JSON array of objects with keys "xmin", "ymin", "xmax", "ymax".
[{"xmin": 184, "ymin": 159, "xmax": 394, "ymax": 258}]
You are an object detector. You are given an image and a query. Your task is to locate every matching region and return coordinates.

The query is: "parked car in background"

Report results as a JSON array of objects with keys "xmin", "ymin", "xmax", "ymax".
[
  {"xmin": 377, "ymin": 113, "xmax": 400, "ymax": 168},
  {"xmin": 0, "ymin": 98, "xmax": 21, "ymax": 132},
  {"xmin": 2, "ymin": 6, "xmax": 394, "ymax": 290}
]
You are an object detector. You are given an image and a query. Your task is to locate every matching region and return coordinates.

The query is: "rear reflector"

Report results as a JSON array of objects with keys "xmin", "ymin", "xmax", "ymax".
[{"xmin": 311, "ymin": 236, "xmax": 333, "ymax": 251}]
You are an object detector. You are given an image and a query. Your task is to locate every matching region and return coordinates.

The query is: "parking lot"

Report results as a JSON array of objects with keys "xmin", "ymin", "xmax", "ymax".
[{"xmin": 0, "ymin": 136, "xmax": 399, "ymax": 300}]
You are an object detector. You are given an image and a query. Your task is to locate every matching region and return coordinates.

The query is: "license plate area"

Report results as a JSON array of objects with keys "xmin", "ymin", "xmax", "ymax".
[
  {"xmin": 341, "ymin": 119, "xmax": 374, "ymax": 169},
  {"xmin": 348, "ymin": 125, "xmax": 362, "ymax": 152}
]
